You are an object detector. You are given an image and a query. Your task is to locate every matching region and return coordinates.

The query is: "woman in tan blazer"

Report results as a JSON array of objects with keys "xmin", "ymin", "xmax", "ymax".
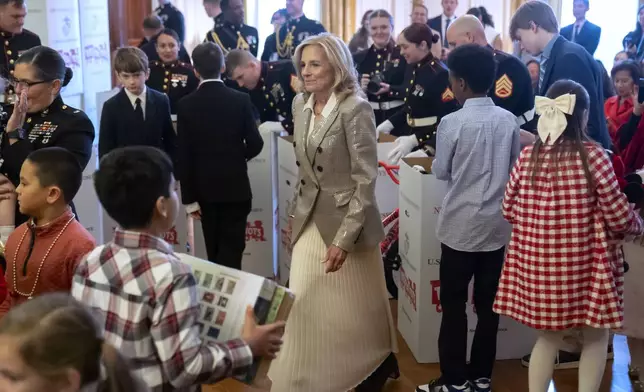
[{"xmin": 268, "ymin": 33, "xmax": 398, "ymax": 392}]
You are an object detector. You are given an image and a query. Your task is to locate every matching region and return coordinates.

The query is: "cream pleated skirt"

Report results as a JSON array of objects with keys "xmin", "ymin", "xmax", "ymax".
[{"xmin": 268, "ymin": 223, "xmax": 397, "ymax": 392}]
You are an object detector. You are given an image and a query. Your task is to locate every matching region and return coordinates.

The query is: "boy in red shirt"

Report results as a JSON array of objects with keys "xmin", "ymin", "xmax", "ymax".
[{"xmin": 0, "ymin": 147, "xmax": 95, "ymax": 317}]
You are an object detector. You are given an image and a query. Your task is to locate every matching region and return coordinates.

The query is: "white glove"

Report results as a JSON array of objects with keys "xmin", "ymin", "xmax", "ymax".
[
  {"xmin": 376, "ymin": 120, "xmax": 394, "ymax": 135},
  {"xmin": 259, "ymin": 121, "xmax": 285, "ymax": 133},
  {"xmin": 360, "ymin": 74, "xmax": 370, "ymax": 91},
  {"xmin": 404, "ymin": 150, "xmax": 428, "ymax": 159},
  {"xmin": 387, "ymin": 135, "xmax": 419, "ymax": 164}
]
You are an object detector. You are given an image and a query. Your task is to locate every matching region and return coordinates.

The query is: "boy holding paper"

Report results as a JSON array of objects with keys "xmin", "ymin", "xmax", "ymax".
[
  {"xmin": 417, "ymin": 44, "xmax": 520, "ymax": 392},
  {"xmin": 72, "ymin": 146, "xmax": 284, "ymax": 392}
]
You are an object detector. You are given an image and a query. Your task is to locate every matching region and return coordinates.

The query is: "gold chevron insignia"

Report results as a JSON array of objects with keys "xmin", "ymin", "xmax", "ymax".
[
  {"xmin": 441, "ymin": 87, "xmax": 455, "ymax": 102},
  {"xmin": 495, "ymin": 74, "xmax": 513, "ymax": 98}
]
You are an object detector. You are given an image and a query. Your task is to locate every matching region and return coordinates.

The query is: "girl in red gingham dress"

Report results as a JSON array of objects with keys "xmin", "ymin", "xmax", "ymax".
[{"xmin": 493, "ymin": 79, "xmax": 644, "ymax": 392}]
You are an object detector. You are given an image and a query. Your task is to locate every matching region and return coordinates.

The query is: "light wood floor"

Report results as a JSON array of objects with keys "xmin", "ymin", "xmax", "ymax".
[{"xmin": 203, "ymin": 301, "xmax": 634, "ymax": 392}]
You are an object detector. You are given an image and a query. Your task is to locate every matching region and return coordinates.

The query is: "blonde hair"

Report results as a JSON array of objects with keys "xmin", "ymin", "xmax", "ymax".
[
  {"xmin": 0, "ymin": 293, "xmax": 147, "ymax": 392},
  {"xmin": 292, "ymin": 33, "xmax": 361, "ymax": 102}
]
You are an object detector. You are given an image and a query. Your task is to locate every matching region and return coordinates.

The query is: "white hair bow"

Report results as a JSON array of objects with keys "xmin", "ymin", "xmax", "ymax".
[{"xmin": 535, "ymin": 94, "xmax": 577, "ymax": 145}]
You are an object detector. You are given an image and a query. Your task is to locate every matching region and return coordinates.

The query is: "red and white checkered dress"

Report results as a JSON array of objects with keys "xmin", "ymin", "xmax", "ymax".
[{"xmin": 493, "ymin": 142, "xmax": 644, "ymax": 330}]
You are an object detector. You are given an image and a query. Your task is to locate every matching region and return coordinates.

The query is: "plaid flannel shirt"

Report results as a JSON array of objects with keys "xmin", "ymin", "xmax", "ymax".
[{"xmin": 71, "ymin": 230, "xmax": 254, "ymax": 392}]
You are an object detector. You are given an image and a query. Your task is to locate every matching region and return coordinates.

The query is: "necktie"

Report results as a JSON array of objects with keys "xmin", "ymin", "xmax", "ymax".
[
  {"xmin": 134, "ymin": 97, "xmax": 144, "ymax": 124},
  {"xmin": 444, "ymin": 18, "xmax": 451, "ymax": 47},
  {"xmin": 573, "ymin": 25, "xmax": 579, "ymax": 42}
]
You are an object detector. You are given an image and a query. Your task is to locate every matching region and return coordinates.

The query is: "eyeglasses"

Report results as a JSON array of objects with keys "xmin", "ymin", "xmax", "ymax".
[{"xmin": 8, "ymin": 77, "xmax": 54, "ymax": 89}]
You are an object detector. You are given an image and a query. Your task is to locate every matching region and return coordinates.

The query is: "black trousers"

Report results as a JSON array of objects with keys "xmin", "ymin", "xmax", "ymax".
[
  {"xmin": 438, "ymin": 243, "xmax": 505, "ymax": 385},
  {"xmin": 199, "ymin": 200, "xmax": 252, "ymax": 270}
]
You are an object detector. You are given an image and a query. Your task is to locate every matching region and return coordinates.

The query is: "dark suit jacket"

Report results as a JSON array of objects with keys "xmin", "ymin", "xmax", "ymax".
[
  {"xmin": 98, "ymin": 88, "xmax": 177, "ymax": 164},
  {"xmin": 427, "ymin": 16, "xmax": 442, "ymax": 36},
  {"xmin": 560, "ymin": 21, "xmax": 601, "ymax": 55},
  {"xmin": 177, "ymin": 81, "xmax": 263, "ymax": 205},
  {"xmin": 540, "ymin": 36, "xmax": 610, "ymax": 149}
]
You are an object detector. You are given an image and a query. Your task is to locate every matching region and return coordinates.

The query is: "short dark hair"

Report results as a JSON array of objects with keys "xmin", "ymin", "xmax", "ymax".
[
  {"xmin": 16, "ymin": 46, "xmax": 73, "ymax": 87},
  {"xmin": 26, "ymin": 147, "xmax": 82, "ymax": 204},
  {"xmin": 142, "ymin": 15, "xmax": 163, "ymax": 30},
  {"xmin": 113, "ymin": 46, "xmax": 149, "ymax": 74},
  {"xmin": 192, "ymin": 42, "xmax": 224, "ymax": 79},
  {"xmin": 510, "ymin": 1, "xmax": 559, "ymax": 41},
  {"xmin": 447, "ymin": 44, "xmax": 496, "ymax": 94},
  {"xmin": 156, "ymin": 28, "xmax": 180, "ymax": 44},
  {"xmin": 611, "ymin": 59, "xmax": 641, "ymax": 81},
  {"xmin": 225, "ymin": 49, "xmax": 254, "ymax": 76},
  {"xmin": 0, "ymin": 0, "xmax": 25, "ymax": 7},
  {"xmin": 95, "ymin": 147, "xmax": 174, "ymax": 230},
  {"xmin": 271, "ymin": 8, "xmax": 288, "ymax": 23}
]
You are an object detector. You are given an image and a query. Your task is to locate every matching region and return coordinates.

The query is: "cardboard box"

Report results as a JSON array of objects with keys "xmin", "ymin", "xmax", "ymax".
[{"xmin": 397, "ymin": 158, "xmax": 535, "ymax": 363}]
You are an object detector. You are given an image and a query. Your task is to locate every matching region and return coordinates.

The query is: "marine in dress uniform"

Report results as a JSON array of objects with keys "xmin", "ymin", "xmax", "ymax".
[
  {"xmin": 249, "ymin": 60, "xmax": 297, "ymax": 134},
  {"xmin": 354, "ymin": 44, "xmax": 407, "ymax": 126},
  {"xmin": 272, "ymin": 15, "xmax": 325, "ymax": 60},
  {"xmin": 0, "ymin": 30, "xmax": 40, "ymax": 101},
  {"xmin": 154, "ymin": 1, "xmax": 185, "ymax": 43},
  {"xmin": 205, "ymin": 20, "xmax": 259, "ymax": 57},
  {"xmin": 489, "ymin": 48, "xmax": 535, "ymax": 130},
  {"xmin": 0, "ymin": 96, "xmax": 94, "ymax": 225},
  {"xmin": 147, "ymin": 60, "xmax": 199, "ymax": 114},
  {"xmin": 384, "ymin": 54, "xmax": 459, "ymax": 153}
]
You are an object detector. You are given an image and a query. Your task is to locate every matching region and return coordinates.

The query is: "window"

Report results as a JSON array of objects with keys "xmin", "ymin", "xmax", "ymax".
[{"xmin": 559, "ymin": 0, "xmax": 638, "ymax": 68}]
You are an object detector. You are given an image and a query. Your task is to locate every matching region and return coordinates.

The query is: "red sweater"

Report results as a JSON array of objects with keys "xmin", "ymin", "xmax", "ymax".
[{"xmin": 0, "ymin": 209, "xmax": 95, "ymax": 318}]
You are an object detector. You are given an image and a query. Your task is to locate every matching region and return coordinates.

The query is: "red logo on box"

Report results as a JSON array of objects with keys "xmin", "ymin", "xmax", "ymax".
[
  {"xmin": 246, "ymin": 220, "xmax": 267, "ymax": 242},
  {"xmin": 399, "ymin": 266, "xmax": 417, "ymax": 312},
  {"xmin": 431, "ymin": 280, "xmax": 442, "ymax": 313},
  {"xmin": 163, "ymin": 227, "xmax": 179, "ymax": 245}
]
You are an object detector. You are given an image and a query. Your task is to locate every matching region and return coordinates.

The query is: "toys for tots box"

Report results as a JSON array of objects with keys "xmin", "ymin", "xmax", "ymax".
[
  {"xmin": 192, "ymin": 130, "xmax": 278, "ymax": 278},
  {"xmin": 397, "ymin": 158, "xmax": 535, "ymax": 364},
  {"xmin": 375, "ymin": 133, "xmax": 398, "ymax": 219}
]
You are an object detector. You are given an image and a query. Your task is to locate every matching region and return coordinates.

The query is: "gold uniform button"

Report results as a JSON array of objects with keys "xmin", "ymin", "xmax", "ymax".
[
  {"xmin": 9, "ymin": 59, "xmax": 14, "ymax": 64},
  {"xmin": 4, "ymin": 41, "xmax": 8, "ymax": 46},
  {"xmin": 163, "ymin": 85, "xmax": 167, "ymax": 89},
  {"xmin": 165, "ymin": 71, "xmax": 170, "ymax": 75},
  {"xmin": 62, "ymin": 105, "xmax": 67, "ymax": 109},
  {"xmin": 410, "ymin": 80, "xmax": 414, "ymax": 85},
  {"xmin": 376, "ymin": 62, "xmax": 380, "ymax": 66},
  {"xmin": 270, "ymin": 102, "xmax": 274, "ymax": 107},
  {"xmin": 377, "ymin": 54, "xmax": 381, "ymax": 59},
  {"xmin": 6, "ymin": 50, "xmax": 11, "ymax": 55},
  {"xmin": 26, "ymin": 118, "xmax": 31, "ymax": 123},
  {"xmin": 265, "ymin": 94, "xmax": 269, "ymax": 99},
  {"xmin": 164, "ymin": 78, "xmax": 168, "ymax": 82}
]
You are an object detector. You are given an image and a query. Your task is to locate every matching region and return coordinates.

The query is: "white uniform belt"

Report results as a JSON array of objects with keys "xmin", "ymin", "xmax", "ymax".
[
  {"xmin": 407, "ymin": 115, "xmax": 438, "ymax": 127},
  {"xmin": 369, "ymin": 100, "xmax": 404, "ymax": 111},
  {"xmin": 517, "ymin": 107, "xmax": 535, "ymax": 126}
]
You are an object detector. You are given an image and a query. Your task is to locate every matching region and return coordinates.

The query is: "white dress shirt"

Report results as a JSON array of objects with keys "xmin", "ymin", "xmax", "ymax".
[
  {"xmin": 441, "ymin": 14, "xmax": 457, "ymax": 45},
  {"xmin": 124, "ymin": 86, "xmax": 147, "ymax": 120}
]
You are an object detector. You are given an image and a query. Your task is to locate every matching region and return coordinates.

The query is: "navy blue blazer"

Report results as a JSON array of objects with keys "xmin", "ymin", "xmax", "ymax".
[
  {"xmin": 560, "ymin": 21, "xmax": 601, "ymax": 55},
  {"xmin": 540, "ymin": 36, "xmax": 610, "ymax": 149},
  {"xmin": 98, "ymin": 88, "xmax": 177, "ymax": 164}
]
